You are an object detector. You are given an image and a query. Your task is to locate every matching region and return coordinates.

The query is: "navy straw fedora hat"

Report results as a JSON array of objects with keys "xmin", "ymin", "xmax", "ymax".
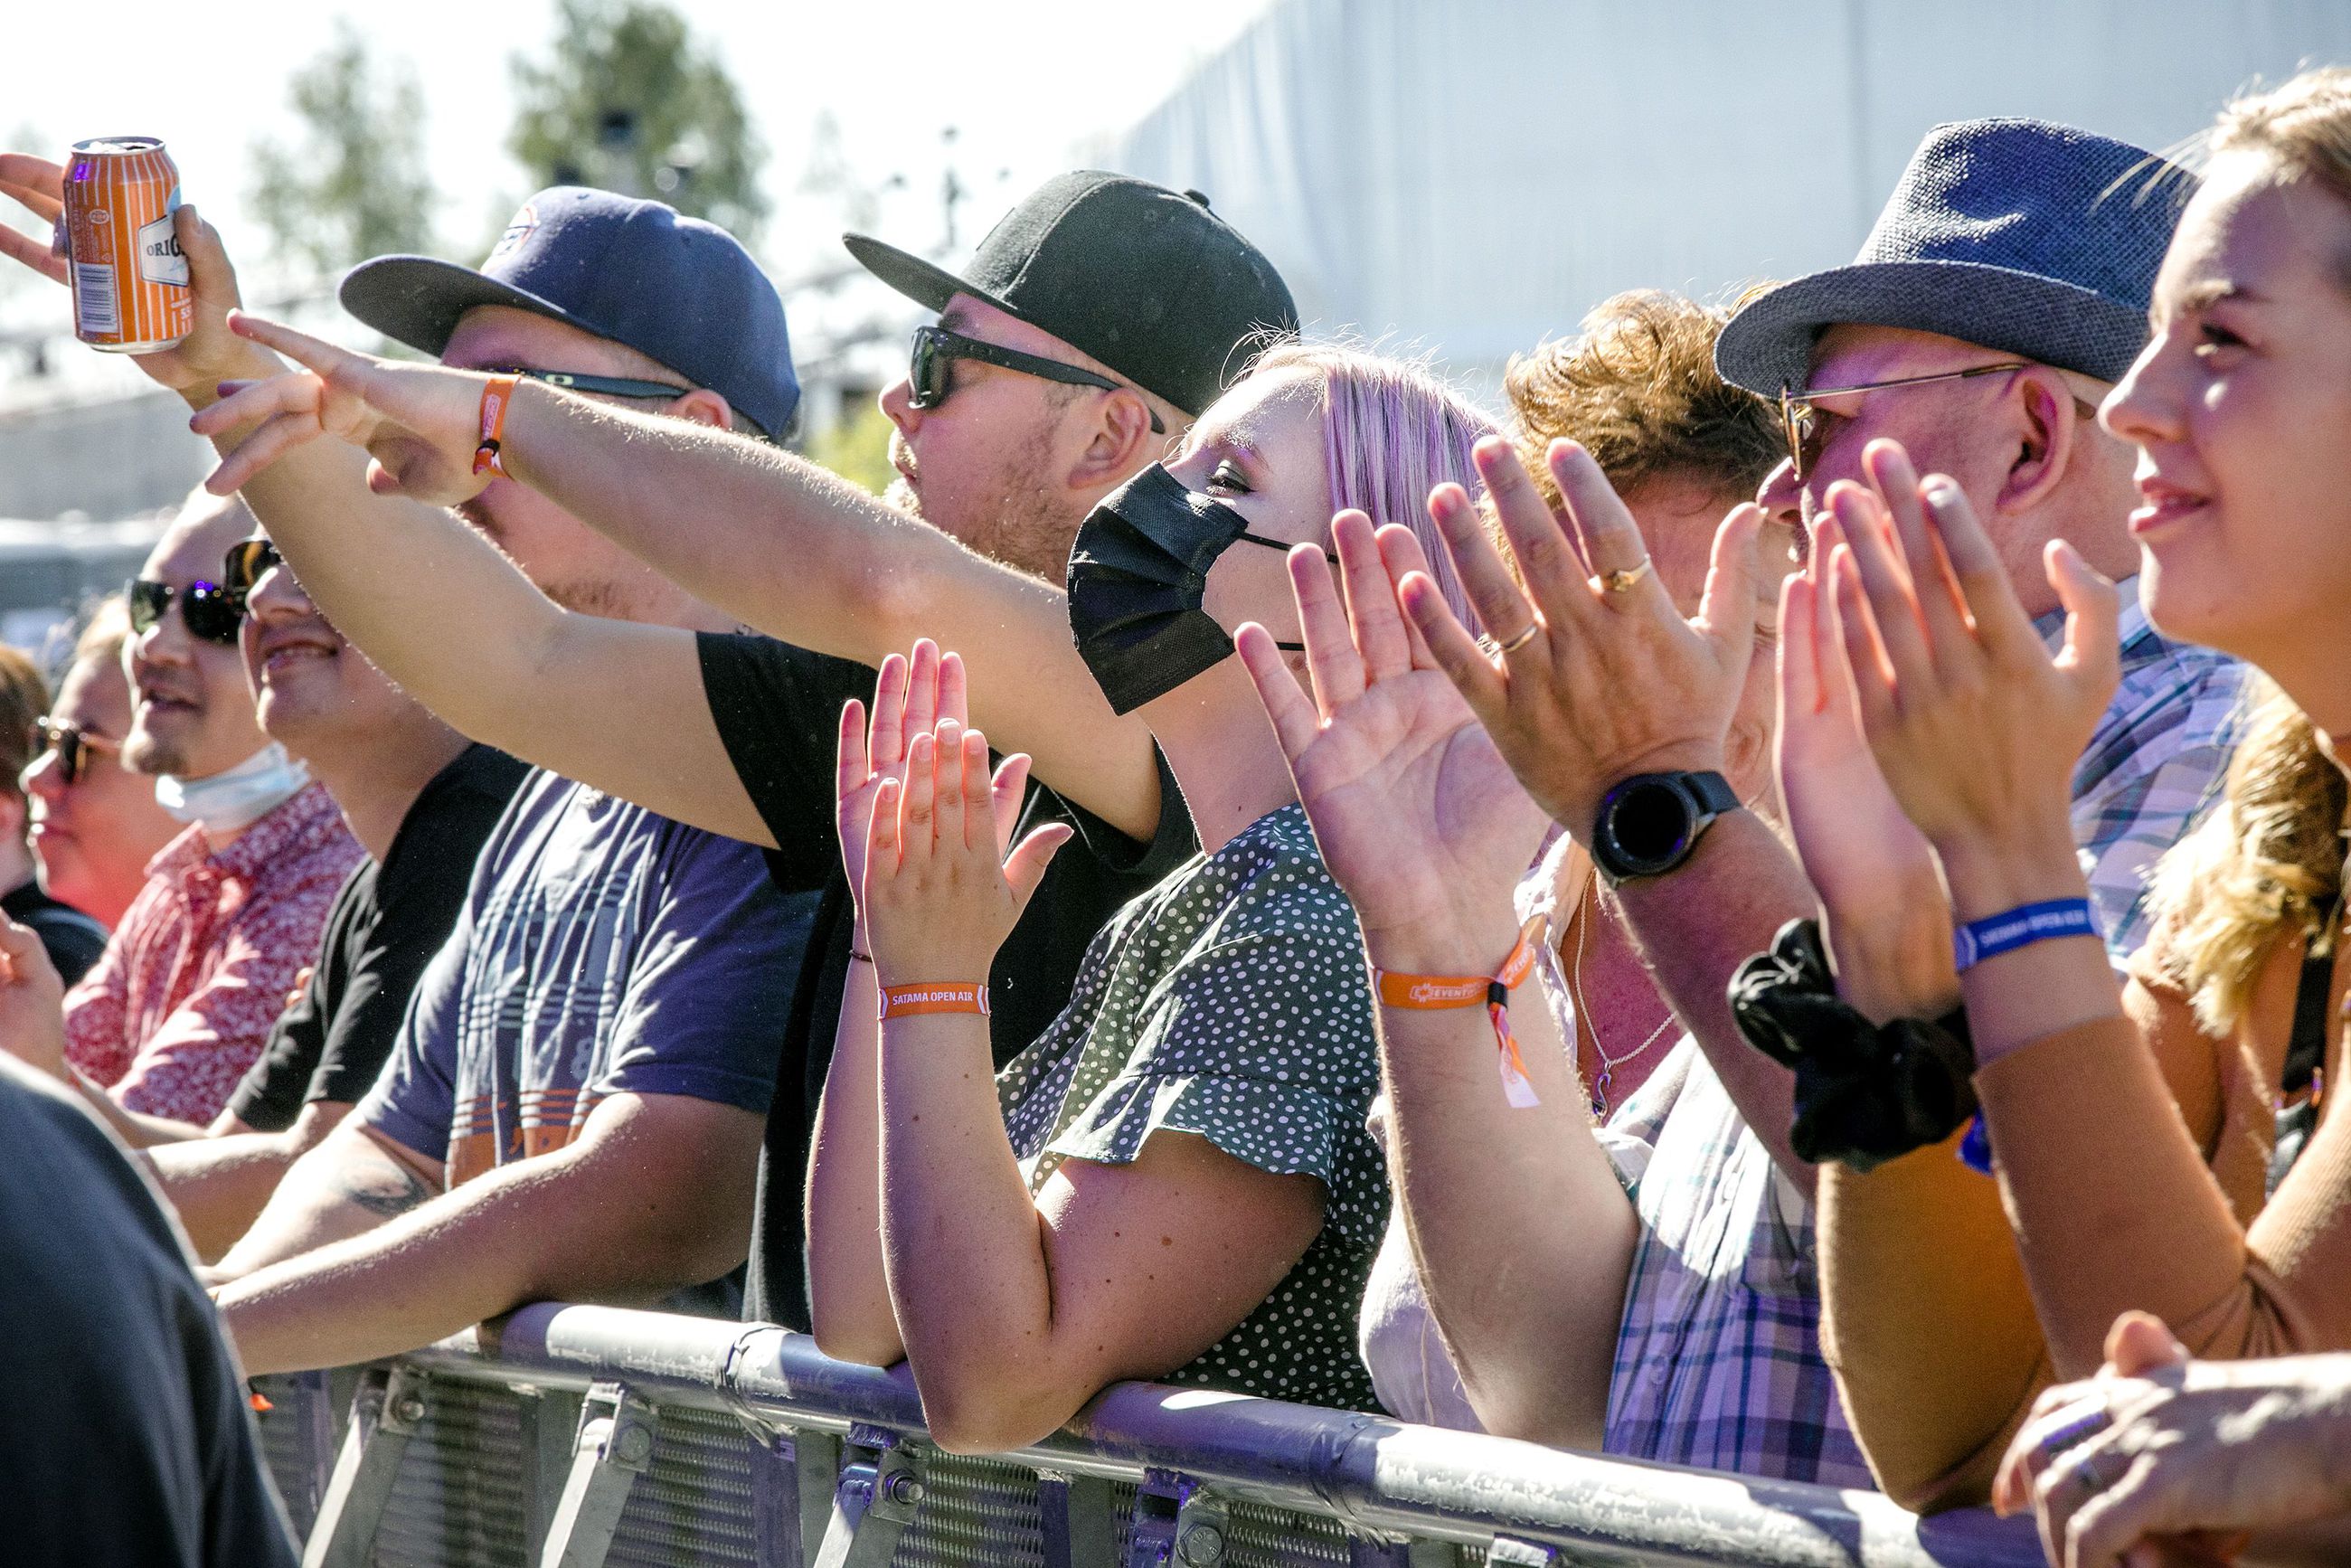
[{"xmin": 1715, "ymin": 118, "xmax": 2195, "ymax": 398}]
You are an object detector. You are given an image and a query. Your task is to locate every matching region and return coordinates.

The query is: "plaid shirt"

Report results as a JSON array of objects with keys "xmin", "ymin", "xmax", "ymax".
[{"xmin": 2054, "ymin": 577, "xmax": 2242, "ymax": 963}]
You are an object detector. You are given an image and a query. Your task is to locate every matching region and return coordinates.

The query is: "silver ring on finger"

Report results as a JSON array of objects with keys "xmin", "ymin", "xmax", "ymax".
[
  {"xmin": 1596, "ymin": 558, "xmax": 1654, "ymax": 596},
  {"xmin": 2067, "ymin": 1452, "xmax": 2112, "ymax": 1497},
  {"xmin": 1495, "ymin": 621, "xmax": 1541, "ymax": 654}
]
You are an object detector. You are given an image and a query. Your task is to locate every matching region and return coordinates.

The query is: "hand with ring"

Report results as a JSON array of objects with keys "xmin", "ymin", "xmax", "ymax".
[
  {"xmin": 1995, "ymin": 1310, "xmax": 2351, "ymax": 1568},
  {"xmin": 1399, "ymin": 435, "xmax": 1766, "ymax": 844}
]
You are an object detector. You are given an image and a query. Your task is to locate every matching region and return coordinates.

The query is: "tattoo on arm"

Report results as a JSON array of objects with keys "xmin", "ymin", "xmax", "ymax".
[{"xmin": 337, "ymin": 1157, "xmax": 434, "ymax": 1219}]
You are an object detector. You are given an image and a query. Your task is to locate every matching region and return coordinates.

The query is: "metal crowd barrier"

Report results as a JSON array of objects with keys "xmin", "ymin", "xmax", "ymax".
[{"xmin": 250, "ymin": 1303, "xmax": 2042, "ymax": 1568}]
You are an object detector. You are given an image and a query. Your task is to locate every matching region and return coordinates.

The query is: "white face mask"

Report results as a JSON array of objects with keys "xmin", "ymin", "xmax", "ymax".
[{"xmin": 155, "ymin": 742, "xmax": 311, "ymax": 835}]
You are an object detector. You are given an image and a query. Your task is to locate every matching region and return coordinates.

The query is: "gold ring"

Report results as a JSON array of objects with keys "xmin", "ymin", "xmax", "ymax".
[
  {"xmin": 1496, "ymin": 622, "xmax": 1541, "ymax": 654},
  {"xmin": 1598, "ymin": 559, "xmax": 1654, "ymax": 595}
]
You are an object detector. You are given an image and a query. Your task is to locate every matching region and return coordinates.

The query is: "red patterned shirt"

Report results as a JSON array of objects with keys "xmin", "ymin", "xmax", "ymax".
[{"xmin": 63, "ymin": 781, "xmax": 363, "ymax": 1127}]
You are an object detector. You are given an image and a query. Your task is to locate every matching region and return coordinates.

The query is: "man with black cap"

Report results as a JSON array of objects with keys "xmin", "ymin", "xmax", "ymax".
[
  {"xmin": 153, "ymin": 170, "xmax": 1297, "ymax": 1330},
  {"xmin": 0, "ymin": 175, "xmax": 815, "ymax": 1373}
]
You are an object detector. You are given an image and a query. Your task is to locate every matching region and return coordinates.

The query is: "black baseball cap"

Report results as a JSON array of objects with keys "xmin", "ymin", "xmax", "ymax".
[
  {"xmin": 341, "ymin": 186, "xmax": 799, "ymax": 439},
  {"xmin": 844, "ymin": 171, "xmax": 1298, "ymax": 418}
]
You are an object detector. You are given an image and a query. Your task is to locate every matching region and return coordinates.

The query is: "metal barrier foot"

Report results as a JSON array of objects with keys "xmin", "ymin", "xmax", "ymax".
[{"xmin": 300, "ymin": 1365, "xmax": 427, "ymax": 1568}]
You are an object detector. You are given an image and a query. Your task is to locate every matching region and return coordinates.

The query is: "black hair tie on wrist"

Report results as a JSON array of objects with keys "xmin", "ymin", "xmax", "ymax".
[{"xmin": 1728, "ymin": 920, "xmax": 1978, "ymax": 1173}]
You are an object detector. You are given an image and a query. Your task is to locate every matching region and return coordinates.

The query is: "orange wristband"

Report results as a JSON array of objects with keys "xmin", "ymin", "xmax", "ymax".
[
  {"xmin": 878, "ymin": 981, "xmax": 990, "ymax": 1021},
  {"xmin": 472, "ymin": 373, "xmax": 521, "ymax": 477},
  {"xmin": 1373, "ymin": 916, "xmax": 1546, "ymax": 1108}
]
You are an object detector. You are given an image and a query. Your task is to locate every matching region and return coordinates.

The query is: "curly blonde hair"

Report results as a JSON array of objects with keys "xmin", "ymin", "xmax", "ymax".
[
  {"xmin": 1503, "ymin": 289, "xmax": 1782, "ymax": 505},
  {"xmin": 2141, "ymin": 69, "xmax": 2351, "ymax": 1033}
]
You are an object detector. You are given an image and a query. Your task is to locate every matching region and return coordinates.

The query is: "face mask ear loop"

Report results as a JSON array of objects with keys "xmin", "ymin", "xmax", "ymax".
[{"xmin": 1234, "ymin": 530, "xmax": 1338, "ymax": 562}]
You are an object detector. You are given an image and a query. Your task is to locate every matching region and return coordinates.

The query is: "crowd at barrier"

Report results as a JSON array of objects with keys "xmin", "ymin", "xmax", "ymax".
[{"xmin": 6, "ymin": 66, "xmax": 2351, "ymax": 1568}]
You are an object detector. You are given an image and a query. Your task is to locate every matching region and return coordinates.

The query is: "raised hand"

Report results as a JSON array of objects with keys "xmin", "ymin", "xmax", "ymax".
[
  {"xmin": 1776, "ymin": 499, "xmax": 1957, "ymax": 1023},
  {"xmin": 836, "ymin": 640, "xmax": 1036, "ymax": 921},
  {"xmin": 0, "ymin": 155, "xmax": 272, "ymax": 397},
  {"xmin": 1237, "ymin": 509, "xmax": 1547, "ymax": 974},
  {"xmin": 0, "ymin": 914, "xmax": 67, "ymax": 1082},
  {"xmin": 1823, "ymin": 439, "xmax": 2118, "ymax": 919},
  {"xmin": 861, "ymin": 717, "xmax": 1070, "ymax": 987},
  {"xmin": 1995, "ymin": 1311, "xmax": 2344, "ymax": 1568},
  {"xmin": 191, "ymin": 311, "xmax": 496, "ymax": 501},
  {"xmin": 1398, "ymin": 436, "xmax": 1764, "ymax": 843}
]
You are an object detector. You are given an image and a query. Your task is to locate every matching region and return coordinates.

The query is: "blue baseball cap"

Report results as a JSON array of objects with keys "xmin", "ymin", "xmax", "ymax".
[
  {"xmin": 1716, "ymin": 119, "xmax": 2195, "ymax": 397},
  {"xmin": 341, "ymin": 186, "xmax": 798, "ymax": 439}
]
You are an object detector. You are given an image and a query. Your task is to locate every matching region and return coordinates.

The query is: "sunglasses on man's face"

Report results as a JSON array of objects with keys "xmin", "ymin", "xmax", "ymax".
[
  {"xmin": 126, "ymin": 576, "xmax": 244, "ymax": 645},
  {"xmin": 29, "ymin": 717, "xmax": 120, "ymax": 788},
  {"xmin": 907, "ymin": 325, "xmax": 1166, "ymax": 434},
  {"xmin": 222, "ymin": 537, "xmax": 288, "ymax": 599}
]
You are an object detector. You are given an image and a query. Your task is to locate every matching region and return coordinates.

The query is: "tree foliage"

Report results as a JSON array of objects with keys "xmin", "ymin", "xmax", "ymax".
[
  {"xmin": 509, "ymin": 0, "xmax": 767, "ymax": 242},
  {"xmin": 248, "ymin": 25, "xmax": 438, "ymax": 277}
]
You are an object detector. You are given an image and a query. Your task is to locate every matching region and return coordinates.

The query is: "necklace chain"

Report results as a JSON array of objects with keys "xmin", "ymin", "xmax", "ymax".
[{"xmin": 1570, "ymin": 884, "xmax": 1676, "ymax": 1117}]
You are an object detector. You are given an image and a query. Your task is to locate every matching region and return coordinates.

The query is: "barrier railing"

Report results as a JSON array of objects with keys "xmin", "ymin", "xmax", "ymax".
[{"xmin": 251, "ymin": 1302, "xmax": 2042, "ymax": 1568}]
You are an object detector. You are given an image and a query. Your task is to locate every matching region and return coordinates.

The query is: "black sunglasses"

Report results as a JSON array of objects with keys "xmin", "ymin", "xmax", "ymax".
[
  {"xmin": 481, "ymin": 366, "xmax": 696, "ymax": 402},
  {"xmin": 127, "ymin": 576, "xmax": 244, "ymax": 645},
  {"xmin": 222, "ymin": 537, "xmax": 287, "ymax": 598},
  {"xmin": 908, "ymin": 326, "xmax": 1166, "ymax": 434},
  {"xmin": 30, "ymin": 717, "xmax": 119, "ymax": 788}
]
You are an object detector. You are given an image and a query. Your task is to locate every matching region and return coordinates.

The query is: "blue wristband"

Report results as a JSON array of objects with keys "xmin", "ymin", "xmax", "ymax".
[{"xmin": 1952, "ymin": 898, "xmax": 2101, "ymax": 972}]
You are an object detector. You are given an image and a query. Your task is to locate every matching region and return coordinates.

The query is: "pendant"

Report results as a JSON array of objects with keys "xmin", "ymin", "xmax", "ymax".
[{"xmin": 1590, "ymin": 1065, "xmax": 1611, "ymax": 1119}]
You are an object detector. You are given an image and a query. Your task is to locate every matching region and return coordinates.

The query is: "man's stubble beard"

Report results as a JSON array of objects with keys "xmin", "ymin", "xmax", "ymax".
[{"xmin": 885, "ymin": 437, "xmax": 1081, "ymax": 587}]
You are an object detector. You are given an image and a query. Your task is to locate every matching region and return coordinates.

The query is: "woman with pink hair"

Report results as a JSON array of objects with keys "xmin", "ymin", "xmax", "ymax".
[{"xmin": 802, "ymin": 345, "xmax": 1495, "ymax": 1451}]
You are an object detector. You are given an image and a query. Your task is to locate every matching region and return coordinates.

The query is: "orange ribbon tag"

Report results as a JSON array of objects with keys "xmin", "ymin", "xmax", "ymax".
[
  {"xmin": 472, "ymin": 373, "xmax": 520, "ymax": 477},
  {"xmin": 878, "ymin": 981, "xmax": 991, "ymax": 1021},
  {"xmin": 1374, "ymin": 916, "xmax": 1546, "ymax": 1108}
]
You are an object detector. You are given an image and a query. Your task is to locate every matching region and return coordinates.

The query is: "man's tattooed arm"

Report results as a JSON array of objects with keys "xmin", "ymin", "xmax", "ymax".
[
  {"xmin": 338, "ymin": 1152, "xmax": 435, "ymax": 1218},
  {"xmin": 204, "ymin": 1121, "xmax": 446, "ymax": 1285}
]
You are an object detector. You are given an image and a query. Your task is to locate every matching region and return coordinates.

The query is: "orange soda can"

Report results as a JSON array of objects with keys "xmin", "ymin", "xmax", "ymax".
[{"xmin": 60, "ymin": 137, "xmax": 192, "ymax": 353}]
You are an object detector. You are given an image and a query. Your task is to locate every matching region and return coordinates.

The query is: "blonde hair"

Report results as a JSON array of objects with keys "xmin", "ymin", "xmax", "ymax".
[
  {"xmin": 2210, "ymin": 67, "xmax": 2351, "ymax": 215},
  {"xmin": 2150, "ymin": 676, "xmax": 2345, "ymax": 1034},
  {"xmin": 2140, "ymin": 69, "xmax": 2351, "ymax": 1034}
]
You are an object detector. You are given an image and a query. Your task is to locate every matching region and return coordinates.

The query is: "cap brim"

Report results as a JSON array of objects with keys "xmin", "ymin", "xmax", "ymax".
[
  {"xmin": 841, "ymin": 232, "xmax": 1022, "ymax": 323},
  {"xmin": 1714, "ymin": 260, "xmax": 2151, "ymax": 395},
  {"xmin": 338, "ymin": 256, "xmax": 595, "ymax": 359}
]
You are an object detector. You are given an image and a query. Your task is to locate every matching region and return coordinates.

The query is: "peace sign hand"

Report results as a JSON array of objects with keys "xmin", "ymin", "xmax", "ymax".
[
  {"xmin": 191, "ymin": 311, "xmax": 499, "ymax": 503},
  {"xmin": 1401, "ymin": 436, "xmax": 1766, "ymax": 844}
]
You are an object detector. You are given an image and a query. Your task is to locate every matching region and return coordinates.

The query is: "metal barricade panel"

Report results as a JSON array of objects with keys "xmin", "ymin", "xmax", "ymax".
[
  {"xmin": 372, "ymin": 1376, "xmax": 533, "ymax": 1568},
  {"xmin": 603, "ymin": 1403, "xmax": 763, "ymax": 1568},
  {"xmin": 888, "ymin": 1451, "xmax": 1045, "ymax": 1568}
]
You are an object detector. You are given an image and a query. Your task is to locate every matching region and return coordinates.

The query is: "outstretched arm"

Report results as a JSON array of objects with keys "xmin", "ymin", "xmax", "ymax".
[
  {"xmin": 1238, "ymin": 511, "xmax": 1634, "ymax": 1446},
  {"xmin": 212, "ymin": 1091, "xmax": 760, "ymax": 1374},
  {"xmin": 198, "ymin": 313, "xmax": 1162, "ymax": 840},
  {"xmin": 0, "ymin": 164, "xmax": 779, "ymax": 850}
]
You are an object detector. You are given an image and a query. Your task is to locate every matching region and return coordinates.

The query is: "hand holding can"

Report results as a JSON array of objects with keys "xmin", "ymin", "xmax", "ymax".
[{"xmin": 60, "ymin": 137, "xmax": 192, "ymax": 353}]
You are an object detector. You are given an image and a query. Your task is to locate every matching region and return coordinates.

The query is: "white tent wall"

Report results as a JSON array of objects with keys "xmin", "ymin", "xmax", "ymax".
[{"xmin": 1103, "ymin": 0, "xmax": 2351, "ymax": 396}]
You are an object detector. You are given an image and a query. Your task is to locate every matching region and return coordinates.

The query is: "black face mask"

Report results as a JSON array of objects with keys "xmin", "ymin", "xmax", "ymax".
[{"xmin": 1066, "ymin": 463, "xmax": 1317, "ymax": 714}]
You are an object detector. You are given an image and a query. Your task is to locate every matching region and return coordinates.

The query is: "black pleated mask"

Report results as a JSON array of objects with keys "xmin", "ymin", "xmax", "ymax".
[{"xmin": 1065, "ymin": 463, "xmax": 1312, "ymax": 714}]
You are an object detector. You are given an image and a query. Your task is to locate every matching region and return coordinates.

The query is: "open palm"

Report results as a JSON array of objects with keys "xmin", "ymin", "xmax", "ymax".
[{"xmin": 1240, "ymin": 512, "xmax": 1547, "ymax": 971}]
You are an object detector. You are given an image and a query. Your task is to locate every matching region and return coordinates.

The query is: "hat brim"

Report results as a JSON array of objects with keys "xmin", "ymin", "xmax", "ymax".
[
  {"xmin": 841, "ymin": 232, "xmax": 1025, "ymax": 325},
  {"xmin": 1714, "ymin": 260, "xmax": 2151, "ymax": 396},
  {"xmin": 339, "ymin": 256, "xmax": 598, "ymax": 360}
]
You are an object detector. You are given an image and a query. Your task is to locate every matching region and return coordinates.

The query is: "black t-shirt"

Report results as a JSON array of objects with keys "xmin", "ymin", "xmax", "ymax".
[
  {"xmin": 0, "ymin": 1055, "xmax": 297, "ymax": 1566},
  {"xmin": 3, "ymin": 878, "xmax": 108, "ymax": 987},
  {"xmin": 697, "ymin": 633, "xmax": 1199, "ymax": 1329},
  {"xmin": 227, "ymin": 744, "xmax": 529, "ymax": 1132}
]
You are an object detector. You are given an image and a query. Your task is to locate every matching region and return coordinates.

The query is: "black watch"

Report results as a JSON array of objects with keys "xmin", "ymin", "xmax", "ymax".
[{"xmin": 1589, "ymin": 770, "xmax": 1742, "ymax": 884}]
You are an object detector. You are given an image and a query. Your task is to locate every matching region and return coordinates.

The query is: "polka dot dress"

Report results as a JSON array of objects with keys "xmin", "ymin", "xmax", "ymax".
[{"xmin": 997, "ymin": 803, "xmax": 1386, "ymax": 1411}]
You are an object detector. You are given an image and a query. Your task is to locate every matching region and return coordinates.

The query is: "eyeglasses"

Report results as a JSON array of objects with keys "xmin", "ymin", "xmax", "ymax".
[
  {"xmin": 127, "ymin": 576, "xmax": 245, "ymax": 645},
  {"xmin": 489, "ymin": 367, "xmax": 694, "ymax": 402},
  {"xmin": 907, "ymin": 325, "xmax": 1166, "ymax": 434},
  {"xmin": 1779, "ymin": 363, "xmax": 2027, "ymax": 482},
  {"xmin": 29, "ymin": 717, "xmax": 120, "ymax": 788},
  {"xmin": 222, "ymin": 537, "xmax": 288, "ymax": 598}
]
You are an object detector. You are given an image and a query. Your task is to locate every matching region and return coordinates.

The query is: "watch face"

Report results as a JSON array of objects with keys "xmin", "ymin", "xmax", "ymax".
[{"xmin": 1603, "ymin": 776, "xmax": 1695, "ymax": 874}]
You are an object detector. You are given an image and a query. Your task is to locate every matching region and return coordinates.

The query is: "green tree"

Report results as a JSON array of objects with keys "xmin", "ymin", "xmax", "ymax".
[
  {"xmin": 509, "ymin": 0, "xmax": 767, "ymax": 242},
  {"xmin": 248, "ymin": 25, "xmax": 437, "ymax": 278},
  {"xmin": 802, "ymin": 399, "xmax": 897, "ymax": 496}
]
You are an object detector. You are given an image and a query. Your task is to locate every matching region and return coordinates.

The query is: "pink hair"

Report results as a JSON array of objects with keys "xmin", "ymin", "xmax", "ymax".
[{"xmin": 1246, "ymin": 342, "xmax": 1495, "ymax": 629}]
